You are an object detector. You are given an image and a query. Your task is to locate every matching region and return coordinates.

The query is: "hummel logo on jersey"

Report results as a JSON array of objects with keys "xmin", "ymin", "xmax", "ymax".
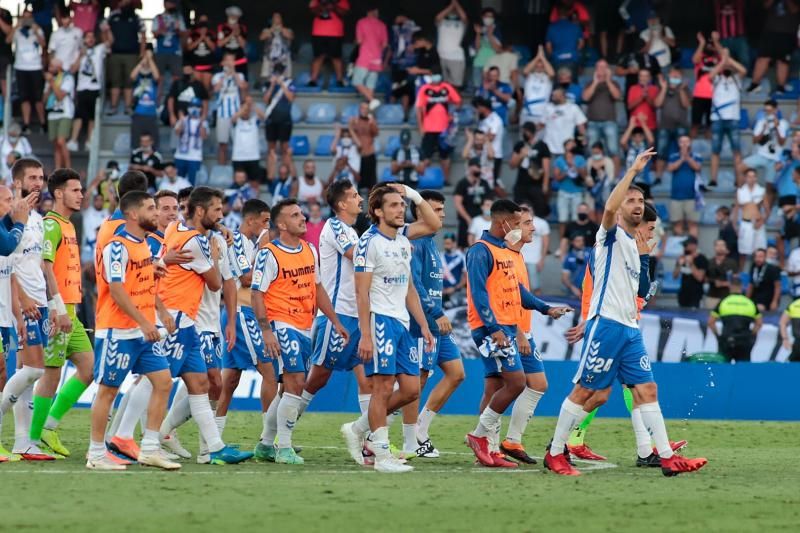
[{"xmin": 625, "ymin": 260, "xmax": 640, "ymax": 280}]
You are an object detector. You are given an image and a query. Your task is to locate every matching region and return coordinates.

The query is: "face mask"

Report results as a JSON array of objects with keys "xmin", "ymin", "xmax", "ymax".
[
  {"xmin": 430, "ymin": 74, "xmax": 443, "ymax": 84},
  {"xmin": 183, "ymin": 73, "xmax": 192, "ymax": 82},
  {"xmin": 8, "ymin": 136, "xmax": 18, "ymax": 144},
  {"xmin": 502, "ymin": 220, "xmax": 522, "ymax": 245},
  {"xmin": 577, "ymin": 213, "xmax": 589, "ymax": 222},
  {"xmin": 767, "ymin": 257, "xmax": 779, "ymax": 266},
  {"xmin": 591, "ymin": 153, "xmax": 603, "ymax": 161},
  {"xmin": 669, "ymin": 77, "xmax": 682, "ymax": 85},
  {"xmin": 723, "ymin": 69, "xmax": 732, "ymax": 77},
  {"xmin": 482, "ymin": 209, "xmax": 491, "ymax": 217},
  {"xmin": 446, "ymin": 13, "xmax": 460, "ymax": 21},
  {"xmin": 341, "ymin": 138, "xmax": 352, "ymax": 148},
  {"xmin": 483, "ymin": 17, "xmax": 494, "ymax": 26},
  {"xmin": 228, "ymin": 17, "xmax": 237, "ymax": 24}
]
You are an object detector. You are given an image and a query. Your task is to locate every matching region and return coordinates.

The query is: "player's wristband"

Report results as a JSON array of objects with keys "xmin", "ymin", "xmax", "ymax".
[
  {"xmin": 50, "ymin": 294, "xmax": 67, "ymax": 316},
  {"xmin": 403, "ymin": 185, "xmax": 423, "ymax": 205}
]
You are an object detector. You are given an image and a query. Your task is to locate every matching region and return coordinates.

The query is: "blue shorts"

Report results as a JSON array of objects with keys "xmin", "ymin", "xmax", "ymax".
[
  {"xmin": 711, "ymin": 119, "xmax": 741, "ymax": 154},
  {"xmin": 472, "ymin": 324, "xmax": 523, "ymax": 377},
  {"xmin": 24, "ymin": 307, "xmax": 49, "ymax": 348},
  {"xmin": 221, "ymin": 306, "xmax": 269, "ymax": 370},
  {"xmin": 521, "ymin": 334, "xmax": 546, "ymax": 374},
  {"xmin": 0, "ymin": 326, "xmax": 13, "ymax": 354},
  {"xmin": 418, "ymin": 333, "xmax": 461, "ymax": 372},
  {"xmin": 199, "ymin": 332, "xmax": 222, "ymax": 370},
  {"xmin": 275, "ymin": 325, "xmax": 312, "ymax": 374},
  {"xmin": 573, "ymin": 316, "xmax": 653, "ymax": 390},
  {"xmin": 158, "ymin": 322, "xmax": 207, "ymax": 378},
  {"xmin": 312, "ymin": 314, "xmax": 361, "ymax": 371},
  {"xmin": 94, "ymin": 333, "xmax": 169, "ymax": 388},
  {"xmin": 365, "ymin": 313, "xmax": 419, "ymax": 377}
]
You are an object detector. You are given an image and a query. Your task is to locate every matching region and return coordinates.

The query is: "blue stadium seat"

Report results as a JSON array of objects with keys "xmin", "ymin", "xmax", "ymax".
[
  {"xmin": 418, "ymin": 167, "xmax": 445, "ymax": 189},
  {"xmin": 739, "ymin": 108, "xmax": 750, "ymax": 130},
  {"xmin": 384, "ymin": 135, "xmax": 401, "ymax": 157},
  {"xmin": 701, "ymin": 203, "xmax": 721, "ymax": 225},
  {"xmin": 781, "ymin": 272, "xmax": 790, "ymax": 295},
  {"xmin": 193, "ymin": 165, "xmax": 209, "ymax": 186},
  {"xmin": 340, "ymin": 103, "xmax": 359, "ymax": 124},
  {"xmin": 290, "ymin": 135, "xmax": 310, "ymax": 156},
  {"xmin": 774, "ymin": 79, "xmax": 800, "ymax": 100},
  {"xmin": 305, "ymin": 103, "xmax": 337, "ymax": 124},
  {"xmin": 582, "ymin": 47, "xmax": 599, "ymax": 67},
  {"xmin": 512, "ymin": 45, "xmax": 532, "ymax": 67},
  {"xmin": 315, "ymin": 134, "xmax": 334, "ymax": 156},
  {"xmin": 739, "ymin": 272, "xmax": 751, "ymax": 291},
  {"xmin": 291, "ymin": 102, "xmax": 304, "ymax": 123},
  {"xmin": 208, "ymin": 165, "xmax": 233, "ymax": 188},
  {"xmin": 691, "ymin": 138, "xmax": 711, "ymax": 160},
  {"xmin": 294, "ymin": 72, "xmax": 322, "ymax": 93},
  {"xmin": 455, "ymin": 106, "xmax": 476, "ymax": 126},
  {"xmin": 661, "ymin": 271, "xmax": 681, "ymax": 294},
  {"xmin": 375, "ymin": 73, "xmax": 392, "ymax": 96},
  {"xmin": 655, "ymin": 203, "xmax": 670, "ymax": 223},
  {"xmin": 113, "ymin": 133, "xmax": 131, "ymax": 155},
  {"xmin": 376, "ymin": 104, "xmax": 405, "ymax": 125},
  {"xmin": 679, "ymin": 48, "xmax": 695, "ymax": 69},
  {"xmin": 379, "ymin": 167, "xmax": 396, "ymax": 183}
]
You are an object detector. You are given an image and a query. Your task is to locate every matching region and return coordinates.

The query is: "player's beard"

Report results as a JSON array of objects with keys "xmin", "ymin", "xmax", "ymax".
[
  {"xmin": 201, "ymin": 215, "xmax": 220, "ymax": 231},
  {"xmin": 140, "ymin": 217, "xmax": 158, "ymax": 233}
]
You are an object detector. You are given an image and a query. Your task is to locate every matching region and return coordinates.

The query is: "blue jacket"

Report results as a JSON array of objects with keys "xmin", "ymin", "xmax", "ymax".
[
  {"xmin": 410, "ymin": 236, "xmax": 445, "ymax": 338},
  {"xmin": 0, "ymin": 216, "xmax": 25, "ymax": 256}
]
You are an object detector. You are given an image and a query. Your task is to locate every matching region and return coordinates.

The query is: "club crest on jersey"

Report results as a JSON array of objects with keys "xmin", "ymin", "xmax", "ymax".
[
  {"xmin": 237, "ymin": 255, "xmax": 248, "ymax": 270},
  {"xmin": 354, "ymin": 255, "xmax": 366, "ymax": 267},
  {"xmin": 336, "ymin": 232, "xmax": 350, "ymax": 245},
  {"xmin": 252, "ymin": 269, "xmax": 263, "ymax": 286},
  {"xmin": 43, "ymin": 239, "xmax": 53, "ymax": 255},
  {"xmin": 110, "ymin": 260, "xmax": 123, "ymax": 275}
]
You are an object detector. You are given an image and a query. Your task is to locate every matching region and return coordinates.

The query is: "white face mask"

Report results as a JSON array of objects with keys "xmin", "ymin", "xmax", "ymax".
[
  {"xmin": 502, "ymin": 220, "xmax": 522, "ymax": 245},
  {"xmin": 483, "ymin": 17, "xmax": 494, "ymax": 26}
]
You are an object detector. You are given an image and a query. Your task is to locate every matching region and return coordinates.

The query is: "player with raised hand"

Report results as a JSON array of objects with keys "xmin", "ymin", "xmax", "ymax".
[
  {"xmin": 544, "ymin": 148, "xmax": 707, "ymax": 477},
  {"xmin": 27, "ymin": 169, "xmax": 94, "ymax": 459},
  {"xmin": 88, "ymin": 191, "xmax": 180, "ymax": 471},
  {"xmin": 156, "ymin": 186, "xmax": 251, "ymax": 465},
  {"xmin": 340, "ymin": 183, "xmax": 441, "ymax": 473},
  {"xmin": 251, "ymin": 199, "xmax": 349, "ymax": 465}
]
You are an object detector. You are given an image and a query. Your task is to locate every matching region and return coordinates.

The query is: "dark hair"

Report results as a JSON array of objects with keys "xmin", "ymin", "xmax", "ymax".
[
  {"xmin": 242, "ymin": 198, "xmax": 270, "ymax": 219},
  {"xmin": 764, "ymin": 98, "xmax": 778, "ymax": 108},
  {"xmin": 271, "ymin": 198, "xmax": 300, "ymax": 225},
  {"xmin": 119, "ymin": 190, "xmax": 152, "ymax": 215},
  {"xmin": 154, "ymin": 189, "xmax": 178, "ymax": 205},
  {"xmin": 628, "ymin": 184, "xmax": 645, "ymax": 198},
  {"xmin": 481, "ymin": 7, "xmax": 497, "ymax": 15},
  {"xmin": 631, "ymin": 127, "xmax": 645, "ymax": 136},
  {"xmin": 490, "ymin": 199, "xmax": 521, "ymax": 217},
  {"xmin": 591, "ymin": 141, "xmax": 605, "ymax": 151},
  {"xmin": 411, "ymin": 190, "xmax": 445, "ymax": 220},
  {"xmin": 177, "ymin": 187, "xmax": 194, "ymax": 203},
  {"xmin": 643, "ymin": 203, "xmax": 658, "ymax": 222},
  {"xmin": 716, "ymin": 205, "xmax": 730, "ymax": 216},
  {"xmin": 326, "ymin": 178, "xmax": 355, "ymax": 213},
  {"xmin": 473, "ymin": 97, "xmax": 492, "ymax": 109},
  {"xmin": 47, "ymin": 168, "xmax": 81, "ymax": 196},
  {"xmin": 487, "ymin": 66, "xmax": 500, "ymax": 73},
  {"xmin": 368, "ymin": 184, "xmax": 403, "ymax": 224},
  {"xmin": 163, "ymin": 161, "xmax": 176, "ymax": 169},
  {"xmin": 11, "ymin": 157, "xmax": 43, "ymax": 182},
  {"xmin": 521, "ymin": 122, "xmax": 537, "ymax": 135},
  {"xmin": 754, "ymin": 247, "xmax": 767, "ymax": 255},
  {"xmin": 187, "ymin": 186, "xmax": 224, "ymax": 218},
  {"xmin": 118, "ymin": 170, "xmax": 148, "ymax": 199}
]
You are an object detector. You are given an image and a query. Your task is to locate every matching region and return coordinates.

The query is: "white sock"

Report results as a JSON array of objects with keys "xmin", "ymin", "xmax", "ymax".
[
  {"xmin": 261, "ymin": 394, "xmax": 280, "ymax": 445},
  {"xmin": 357, "ymin": 393, "xmax": 371, "ymax": 415},
  {"xmin": 353, "ymin": 412, "xmax": 371, "ymax": 435},
  {"xmin": 416, "ymin": 407, "xmax": 437, "ymax": 442},
  {"xmin": 297, "ymin": 390, "xmax": 314, "ymax": 418},
  {"xmin": 106, "ymin": 381, "xmax": 132, "ymax": 438},
  {"xmin": 159, "ymin": 396, "xmax": 192, "ymax": 436},
  {"xmin": 141, "ymin": 429, "xmax": 160, "ymax": 453},
  {"xmin": 276, "ymin": 393, "xmax": 301, "ymax": 449},
  {"xmin": 402, "ymin": 423, "xmax": 417, "ymax": 451},
  {"xmin": 89, "ymin": 439, "xmax": 106, "ymax": 460},
  {"xmin": 188, "ymin": 394, "xmax": 224, "ymax": 453},
  {"xmin": 13, "ymin": 384, "xmax": 34, "ymax": 451},
  {"xmin": 550, "ymin": 399, "xmax": 589, "ymax": 456},
  {"xmin": 216, "ymin": 415, "xmax": 226, "ymax": 437},
  {"xmin": 473, "ymin": 407, "xmax": 501, "ymax": 438},
  {"xmin": 631, "ymin": 408, "xmax": 652, "ymax": 458},
  {"xmin": 367, "ymin": 426, "xmax": 390, "ymax": 460},
  {"xmin": 506, "ymin": 388, "xmax": 545, "ymax": 443},
  {"xmin": 115, "ymin": 378, "xmax": 153, "ymax": 439},
  {"xmin": 1, "ymin": 366, "xmax": 44, "ymax": 414},
  {"xmin": 639, "ymin": 402, "xmax": 673, "ymax": 459}
]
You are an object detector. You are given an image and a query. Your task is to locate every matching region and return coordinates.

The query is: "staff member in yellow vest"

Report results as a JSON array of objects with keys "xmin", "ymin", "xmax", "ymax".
[
  {"xmin": 251, "ymin": 198, "xmax": 348, "ymax": 465},
  {"xmin": 779, "ymin": 298, "xmax": 800, "ymax": 362},
  {"xmin": 31, "ymin": 169, "xmax": 94, "ymax": 457},
  {"xmin": 708, "ymin": 278, "xmax": 762, "ymax": 362}
]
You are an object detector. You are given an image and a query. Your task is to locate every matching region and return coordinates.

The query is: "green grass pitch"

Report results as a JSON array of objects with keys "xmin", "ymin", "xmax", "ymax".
[{"xmin": 3, "ymin": 410, "xmax": 798, "ymax": 532}]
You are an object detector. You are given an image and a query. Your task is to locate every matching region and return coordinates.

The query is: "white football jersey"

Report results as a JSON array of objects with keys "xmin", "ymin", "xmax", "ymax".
[
  {"xmin": 353, "ymin": 224, "xmax": 412, "ymax": 327},
  {"xmin": 227, "ymin": 230, "xmax": 256, "ymax": 290},
  {"xmin": 318, "ymin": 217, "xmax": 359, "ymax": 318},
  {"xmin": 0, "ymin": 256, "xmax": 14, "ymax": 327},
  {"xmin": 586, "ymin": 225, "xmax": 641, "ymax": 329},
  {"xmin": 196, "ymin": 232, "xmax": 233, "ymax": 335},
  {"xmin": 522, "ymin": 72, "xmax": 552, "ymax": 120},
  {"xmin": 12, "ymin": 210, "xmax": 47, "ymax": 306}
]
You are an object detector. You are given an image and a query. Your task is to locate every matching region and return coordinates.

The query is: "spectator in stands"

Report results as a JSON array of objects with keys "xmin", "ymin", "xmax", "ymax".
[
  {"xmin": 583, "ymin": 59, "xmax": 622, "ymax": 165},
  {"xmin": 675, "ymin": 236, "xmax": 708, "ymax": 309},
  {"xmin": 129, "ymin": 51, "xmax": 160, "ymax": 150},
  {"xmin": 0, "ymin": 7, "xmax": 12, "ymax": 101},
  {"xmin": 106, "ymin": 0, "xmax": 145, "ymax": 115},
  {"xmin": 303, "ymin": 202, "xmax": 325, "ymax": 250},
  {"xmin": 708, "ymin": 48, "xmax": 746, "ymax": 187},
  {"xmin": 467, "ymin": 197, "xmax": 493, "ymax": 245},
  {"xmin": 545, "ymin": 6, "xmax": 583, "ymax": 76},
  {"xmin": 785, "ymin": 234, "xmax": 800, "ymax": 297},
  {"xmin": 212, "ymin": 51, "xmax": 248, "ymax": 165},
  {"xmin": 714, "ymin": 0, "xmax": 749, "ymax": 68},
  {"xmin": 353, "ymin": 7, "xmax": 388, "ymax": 110},
  {"xmin": 555, "ymin": 67, "xmax": 582, "ymax": 105},
  {"xmin": 475, "ymin": 66, "xmax": 513, "ymax": 125},
  {"xmin": 152, "ymin": 0, "xmax": 186, "ymax": 89},
  {"xmin": 549, "ymin": 0, "xmax": 590, "ymax": 36},
  {"xmin": 436, "ymin": 1, "xmax": 468, "ymax": 89},
  {"xmin": 561, "ymin": 234, "xmax": 588, "ymax": 298},
  {"xmin": 639, "ymin": 12, "xmax": 674, "ymax": 70},
  {"xmin": 746, "ymin": 0, "xmax": 800, "ymax": 95},
  {"xmin": 690, "ymin": 32, "xmax": 722, "ymax": 139},
  {"xmin": 620, "ymin": 115, "xmax": 655, "ymax": 184},
  {"xmin": 80, "ymin": 190, "xmax": 107, "ymax": 261},
  {"xmin": 708, "ymin": 279, "xmax": 761, "ymax": 362},
  {"xmin": 269, "ymin": 163, "xmax": 295, "ymax": 202},
  {"xmin": 11, "ymin": 9, "xmax": 46, "ymax": 135},
  {"xmin": 474, "ymin": 97, "xmax": 505, "ymax": 189},
  {"xmin": 587, "ymin": 141, "xmax": 615, "ymax": 217},
  {"xmin": 716, "ymin": 205, "xmax": 739, "ymax": 261},
  {"xmin": 742, "ymin": 99, "xmax": 789, "ymax": 185},
  {"xmin": 217, "ymin": 6, "xmax": 248, "ymax": 77},
  {"xmin": 44, "ymin": 58, "xmax": 76, "ymax": 169},
  {"xmin": 263, "ymin": 62, "xmax": 295, "ymax": 179},
  {"xmin": 329, "ymin": 127, "xmax": 361, "ymax": 185},
  {"xmin": 231, "ymin": 96, "xmax": 265, "ymax": 182},
  {"xmin": 553, "ymin": 138, "xmax": 587, "ymax": 235},
  {"xmin": 388, "ymin": 12, "xmax": 420, "ymax": 117},
  {"xmin": 0, "ymin": 122, "xmax": 32, "ymax": 183},
  {"xmin": 616, "ymin": 35, "xmax": 660, "ymax": 100},
  {"xmin": 747, "ymin": 248, "xmax": 782, "ymax": 312},
  {"xmin": 157, "ymin": 162, "xmax": 192, "ymax": 193},
  {"xmin": 293, "ymin": 161, "xmax": 325, "ymax": 209},
  {"xmin": 706, "ymin": 239, "xmax": 739, "ymax": 309},
  {"xmin": 520, "ymin": 204, "xmax": 550, "ymax": 296},
  {"xmin": 168, "ymin": 63, "xmax": 210, "ymax": 125},
  {"xmin": 441, "ymin": 232, "xmax": 466, "ymax": 303},
  {"xmin": 558, "ymin": 201, "xmax": 598, "ymax": 257},
  {"xmin": 654, "ymin": 67, "xmax": 690, "ymax": 180},
  {"xmin": 667, "ymin": 135, "xmax": 702, "ymax": 237},
  {"xmin": 595, "ymin": 0, "xmax": 624, "ymax": 60},
  {"xmin": 416, "ymin": 71, "xmax": 461, "ymax": 181},
  {"xmin": 348, "ymin": 101, "xmax": 379, "ymax": 190},
  {"xmin": 407, "ymin": 32, "xmax": 441, "ymax": 92},
  {"xmin": 453, "ymin": 158, "xmax": 493, "ymax": 247},
  {"xmin": 462, "ymin": 128, "xmax": 495, "ymax": 189},
  {"xmin": 69, "ymin": 0, "xmax": 100, "ymax": 35},
  {"xmin": 173, "ymin": 98, "xmax": 208, "ymax": 185},
  {"xmin": 308, "ymin": 0, "xmax": 350, "ymax": 87},
  {"xmin": 485, "ymin": 42, "xmax": 519, "ymax": 91},
  {"xmin": 187, "ymin": 15, "xmax": 216, "ymax": 90},
  {"xmin": 626, "ymin": 69, "xmax": 658, "ymax": 132},
  {"xmin": 68, "ymin": 28, "xmax": 110, "ymax": 152},
  {"xmin": 510, "ymin": 122, "xmax": 550, "ymax": 218},
  {"xmin": 49, "ymin": 9, "xmax": 83, "ymax": 74},
  {"xmin": 734, "ymin": 168, "xmax": 768, "ymax": 270},
  {"xmin": 260, "ymin": 12, "xmax": 294, "ymax": 84},
  {"xmin": 776, "ymin": 135, "xmax": 800, "ymax": 258},
  {"xmin": 471, "ymin": 7, "xmax": 502, "ymax": 89},
  {"xmin": 519, "ymin": 46, "xmax": 554, "ymax": 128},
  {"xmin": 130, "ymin": 132, "xmax": 163, "ymax": 189},
  {"xmin": 540, "ymin": 87, "xmax": 586, "ymax": 158},
  {"xmin": 391, "ymin": 128, "xmax": 425, "ymax": 186}
]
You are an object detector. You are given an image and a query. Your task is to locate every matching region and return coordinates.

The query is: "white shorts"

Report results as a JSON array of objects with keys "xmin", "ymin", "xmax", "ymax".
[
  {"xmin": 737, "ymin": 220, "xmax": 767, "ymax": 255},
  {"xmin": 216, "ymin": 116, "xmax": 233, "ymax": 144}
]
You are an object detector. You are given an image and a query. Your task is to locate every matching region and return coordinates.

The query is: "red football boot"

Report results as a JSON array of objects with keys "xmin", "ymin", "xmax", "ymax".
[
  {"xmin": 660, "ymin": 454, "xmax": 708, "ymax": 477},
  {"xmin": 465, "ymin": 433, "xmax": 494, "ymax": 467},
  {"xmin": 490, "ymin": 452, "xmax": 518, "ymax": 468},
  {"xmin": 652, "ymin": 439, "xmax": 689, "ymax": 456},
  {"xmin": 567, "ymin": 443, "xmax": 607, "ymax": 461},
  {"xmin": 544, "ymin": 451, "xmax": 581, "ymax": 476}
]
